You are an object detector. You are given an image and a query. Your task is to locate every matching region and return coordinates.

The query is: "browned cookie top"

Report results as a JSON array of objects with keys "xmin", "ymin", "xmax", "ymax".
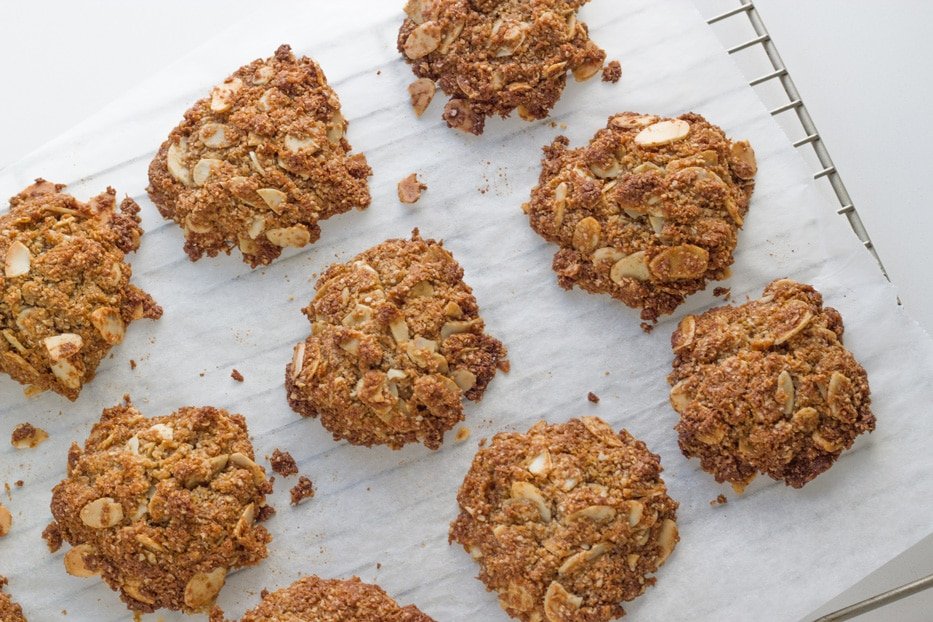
[
  {"xmin": 398, "ymin": 0, "xmax": 606, "ymax": 134},
  {"xmin": 0, "ymin": 180, "xmax": 162, "ymax": 400},
  {"xmin": 0, "ymin": 577, "xmax": 26, "ymax": 622},
  {"xmin": 669, "ymin": 279, "xmax": 875, "ymax": 490},
  {"xmin": 49, "ymin": 400, "xmax": 273, "ymax": 614},
  {"xmin": 286, "ymin": 230, "xmax": 507, "ymax": 450},
  {"xmin": 211, "ymin": 576, "xmax": 435, "ymax": 622},
  {"xmin": 148, "ymin": 44, "xmax": 372, "ymax": 267},
  {"xmin": 526, "ymin": 112, "xmax": 757, "ymax": 322},
  {"xmin": 450, "ymin": 417, "xmax": 679, "ymax": 622}
]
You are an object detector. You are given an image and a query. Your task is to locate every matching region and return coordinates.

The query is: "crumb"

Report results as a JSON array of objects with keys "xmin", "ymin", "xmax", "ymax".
[
  {"xmin": 13, "ymin": 481, "xmax": 22, "ymax": 488},
  {"xmin": 290, "ymin": 476, "xmax": 316, "ymax": 506},
  {"xmin": 640, "ymin": 322, "xmax": 655, "ymax": 333},
  {"xmin": 231, "ymin": 369, "xmax": 245, "ymax": 383},
  {"xmin": 550, "ymin": 121, "xmax": 558, "ymax": 128},
  {"xmin": 10, "ymin": 423, "xmax": 49, "ymax": 449},
  {"xmin": 587, "ymin": 392, "xmax": 600, "ymax": 404},
  {"xmin": 478, "ymin": 437, "xmax": 487, "ymax": 448},
  {"xmin": 602, "ymin": 60, "xmax": 622, "ymax": 83},
  {"xmin": 376, "ymin": 70, "xmax": 382, "ymax": 75},
  {"xmin": 199, "ymin": 372, "xmax": 205, "ymax": 377},
  {"xmin": 713, "ymin": 287, "xmax": 731, "ymax": 300},
  {"xmin": 498, "ymin": 359, "xmax": 511, "ymax": 373},
  {"xmin": 0, "ymin": 502, "xmax": 10, "ymax": 537},
  {"xmin": 3, "ymin": 483, "xmax": 9, "ymax": 500},
  {"xmin": 710, "ymin": 494, "xmax": 728, "ymax": 507},
  {"xmin": 397, "ymin": 173, "xmax": 427, "ymax": 204},
  {"xmin": 129, "ymin": 359, "xmax": 137, "ymax": 370},
  {"xmin": 269, "ymin": 449, "xmax": 299, "ymax": 477},
  {"xmin": 408, "ymin": 78, "xmax": 436, "ymax": 117},
  {"xmin": 42, "ymin": 521, "xmax": 62, "ymax": 553},
  {"xmin": 257, "ymin": 505, "xmax": 277, "ymax": 522},
  {"xmin": 455, "ymin": 427, "xmax": 471, "ymax": 443}
]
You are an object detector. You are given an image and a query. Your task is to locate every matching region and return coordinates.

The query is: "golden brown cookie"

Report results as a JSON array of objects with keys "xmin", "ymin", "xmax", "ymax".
[
  {"xmin": 0, "ymin": 180, "xmax": 162, "ymax": 400},
  {"xmin": 147, "ymin": 44, "xmax": 372, "ymax": 267},
  {"xmin": 48, "ymin": 399, "xmax": 273, "ymax": 614},
  {"xmin": 526, "ymin": 112, "xmax": 757, "ymax": 322},
  {"xmin": 211, "ymin": 575, "xmax": 435, "ymax": 622},
  {"xmin": 398, "ymin": 0, "xmax": 606, "ymax": 134},
  {"xmin": 0, "ymin": 577, "xmax": 26, "ymax": 622},
  {"xmin": 286, "ymin": 230, "xmax": 507, "ymax": 450},
  {"xmin": 450, "ymin": 417, "xmax": 679, "ymax": 622},
  {"xmin": 668, "ymin": 279, "xmax": 875, "ymax": 490}
]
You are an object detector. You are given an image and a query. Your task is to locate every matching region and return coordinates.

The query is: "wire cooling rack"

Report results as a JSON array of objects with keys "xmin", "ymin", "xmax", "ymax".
[{"xmin": 697, "ymin": 3, "xmax": 930, "ymax": 620}]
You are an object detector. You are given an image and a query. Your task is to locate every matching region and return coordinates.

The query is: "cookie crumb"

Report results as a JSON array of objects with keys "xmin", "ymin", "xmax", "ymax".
[
  {"xmin": 42, "ymin": 520, "xmax": 63, "ymax": 552},
  {"xmin": 640, "ymin": 322, "xmax": 655, "ymax": 334},
  {"xmin": 455, "ymin": 427, "xmax": 471, "ymax": 443},
  {"xmin": 231, "ymin": 369, "xmax": 245, "ymax": 383},
  {"xmin": 587, "ymin": 392, "xmax": 600, "ymax": 404},
  {"xmin": 13, "ymin": 481, "xmax": 22, "ymax": 488},
  {"xmin": 498, "ymin": 359, "xmax": 511, "ymax": 373},
  {"xmin": 710, "ymin": 494, "xmax": 728, "ymax": 507},
  {"xmin": 713, "ymin": 287, "xmax": 731, "ymax": 300},
  {"xmin": 397, "ymin": 173, "xmax": 427, "ymax": 204},
  {"xmin": 376, "ymin": 562, "xmax": 382, "ymax": 570},
  {"xmin": 290, "ymin": 476, "xmax": 315, "ymax": 506},
  {"xmin": 129, "ymin": 359, "xmax": 137, "ymax": 370},
  {"xmin": 257, "ymin": 505, "xmax": 277, "ymax": 522},
  {"xmin": 0, "ymin": 503, "xmax": 11, "ymax": 537},
  {"xmin": 408, "ymin": 78, "xmax": 436, "ymax": 117},
  {"xmin": 10, "ymin": 423, "xmax": 48, "ymax": 449},
  {"xmin": 602, "ymin": 60, "xmax": 622, "ymax": 83},
  {"xmin": 269, "ymin": 449, "xmax": 299, "ymax": 477}
]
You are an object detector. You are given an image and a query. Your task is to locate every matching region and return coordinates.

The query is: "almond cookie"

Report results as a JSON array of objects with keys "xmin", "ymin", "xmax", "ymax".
[
  {"xmin": 668, "ymin": 279, "xmax": 874, "ymax": 490},
  {"xmin": 210, "ymin": 575, "xmax": 435, "ymax": 622},
  {"xmin": 147, "ymin": 44, "xmax": 372, "ymax": 267},
  {"xmin": 48, "ymin": 399, "xmax": 273, "ymax": 614},
  {"xmin": 1, "ymin": 180, "xmax": 162, "ymax": 400},
  {"xmin": 398, "ymin": 0, "xmax": 606, "ymax": 135},
  {"xmin": 0, "ymin": 577, "xmax": 26, "ymax": 622},
  {"xmin": 286, "ymin": 230, "xmax": 507, "ymax": 449},
  {"xmin": 450, "ymin": 417, "xmax": 679, "ymax": 622},
  {"xmin": 525, "ymin": 112, "xmax": 757, "ymax": 322}
]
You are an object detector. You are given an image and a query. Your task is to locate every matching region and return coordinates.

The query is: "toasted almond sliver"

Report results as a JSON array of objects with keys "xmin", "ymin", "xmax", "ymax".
[
  {"xmin": 80, "ymin": 497, "xmax": 124, "ymax": 529},
  {"xmin": 404, "ymin": 21, "xmax": 442, "ymax": 59},
  {"xmin": 634, "ymin": 119, "xmax": 691, "ymax": 147},
  {"xmin": 167, "ymin": 140, "xmax": 191, "ymax": 186},
  {"xmin": 610, "ymin": 251, "xmax": 650, "ymax": 283},
  {"xmin": 90, "ymin": 307, "xmax": 125, "ymax": 344},
  {"xmin": 257, "ymin": 188, "xmax": 287, "ymax": 212},
  {"xmin": 4, "ymin": 241, "xmax": 31, "ymax": 277},
  {"xmin": 266, "ymin": 225, "xmax": 311, "ymax": 248},
  {"xmin": 184, "ymin": 567, "xmax": 227, "ymax": 610},
  {"xmin": 64, "ymin": 544, "xmax": 99, "ymax": 577},
  {"xmin": 43, "ymin": 333, "xmax": 83, "ymax": 362}
]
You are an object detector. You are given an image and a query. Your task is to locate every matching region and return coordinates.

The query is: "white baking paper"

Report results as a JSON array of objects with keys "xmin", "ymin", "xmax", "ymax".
[{"xmin": 1, "ymin": 1, "xmax": 931, "ymax": 620}]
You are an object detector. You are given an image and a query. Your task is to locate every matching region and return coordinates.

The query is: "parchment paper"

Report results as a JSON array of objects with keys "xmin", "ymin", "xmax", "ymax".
[{"xmin": 1, "ymin": 1, "xmax": 931, "ymax": 620}]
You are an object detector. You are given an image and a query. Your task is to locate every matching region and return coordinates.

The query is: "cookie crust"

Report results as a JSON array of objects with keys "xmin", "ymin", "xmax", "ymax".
[
  {"xmin": 450, "ymin": 417, "xmax": 679, "ymax": 622},
  {"xmin": 49, "ymin": 400, "xmax": 272, "ymax": 613},
  {"xmin": 287, "ymin": 230, "xmax": 506, "ymax": 449},
  {"xmin": 398, "ymin": 0, "xmax": 606, "ymax": 134},
  {"xmin": 668, "ymin": 279, "xmax": 875, "ymax": 489},
  {"xmin": 526, "ymin": 112, "xmax": 757, "ymax": 322},
  {"xmin": 147, "ymin": 44, "xmax": 371, "ymax": 267},
  {"xmin": 0, "ymin": 180, "xmax": 162, "ymax": 400},
  {"xmin": 0, "ymin": 577, "xmax": 26, "ymax": 622}
]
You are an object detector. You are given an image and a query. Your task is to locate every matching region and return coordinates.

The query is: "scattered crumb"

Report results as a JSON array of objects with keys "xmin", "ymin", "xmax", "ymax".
[
  {"xmin": 408, "ymin": 78, "xmax": 436, "ymax": 116},
  {"xmin": 710, "ymin": 494, "xmax": 728, "ymax": 507},
  {"xmin": 587, "ymin": 392, "xmax": 600, "ymax": 404},
  {"xmin": 230, "ymin": 369, "xmax": 245, "ymax": 383},
  {"xmin": 290, "ymin": 476, "xmax": 316, "ymax": 506},
  {"xmin": 0, "ymin": 503, "xmax": 12, "ymax": 537},
  {"xmin": 129, "ymin": 359, "xmax": 137, "ymax": 370},
  {"xmin": 549, "ymin": 121, "xmax": 558, "ymax": 128},
  {"xmin": 713, "ymin": 287, "xmax": 732, "ymax": 300},
  {"xmin": 199, "ymin": 372, "xmax": 205, "ymax": 378},
  {"xmin": 397, "ymin": 173, "xmax": 427, "ymax": 204},
  {"xmin": 376, "ymin": 69, "xmax": 382, "ymax": 75},
  {"xmin": 3, "ymin": 483, "xmax": 9, "ymax": 500},
  {"xmin": 14, "ymin": 481, "xmax": 23, "ymax": 488},
  {"xmin": 257, "ymin": 505, "xmax": 276, "ymax": 522},
  {"xmin": 376, "ymin": 562, "xmax": 382, "ymax": 570},
  {"xmin": 478, "ymin": 437, "xmax": 487, "ymax": 448},
  {"xmin": 269, "ymin": 449, "xmax": 299, "ymax": 477},
  {"xmin": 10, "ymin": 422, "xmax": 49, "ymax": 449},
  {"xmin": 640, "ymin": 322, "xmax": 655, "ymax": 333},
  {"xmin": 260, "ymin": 588, "xmax": 270, "ymax": 599},
  {"xmin": 602, "ymin": 60, "xmax": 622, "ymax": 83},
  {"xmin": 498, "ymin": 359, "xmax": 511, "ymax": 373},
  {"xmin": 455, "ymin": 427, "xmax": 471, "ymax": 443},
  {"xmin": 42, "ymin": 521, "xmax": 62, "ymax": 553}
]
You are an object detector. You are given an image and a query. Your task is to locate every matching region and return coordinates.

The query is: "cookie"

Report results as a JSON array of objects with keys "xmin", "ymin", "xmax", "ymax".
[
  {"xmin": 450, "ymin": 417, "xmax": 679, "ymax": 622},
  {"xmin": 211, "ymin": 575, "xmax": 435, "ymax": 622},
  {"xmin": 147, "ymin": 44, "xmax": 372, "ymax": 267},
  {"xmin": 48, "ymin": 399, "xmax": 273, "ymax": 614},
  {"xmin": 398, "ymin": 0, "xmax": 606, "ymax": 134},
  {"xmin": 668, "ymin": 279, "xmax": 874, "ymax": 490},
  {"xmin": 0, "ymin": 577, "xmax": 26, "ymax": 622},
  {"xmin": 0, "ymin": 180, "xmax": 162, "ymax": 400},
  {"xmin": 525, "ymin": 112, "xmax": 757, "ymax": 322},
  {"xmin": 286, "ymin": 230, "xmax": 507, "ymax": 449}
]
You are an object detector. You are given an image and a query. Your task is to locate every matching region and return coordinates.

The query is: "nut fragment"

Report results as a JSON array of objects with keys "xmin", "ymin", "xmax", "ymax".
[
  {"xmin": 649, "ymin": 244, "xmax": 709, "ymax": 281},
  {"xmin": 0, "ymin": 503, "xmax": 11, "ymax": 536},
  {"xmin": 80, "ymin": 497, "xmax": 124, "ymax": 529},
  {"xmin": 657, "ymin": 518, "xmax": 678, "ymax": 565},
  {"xmin": 167, "ymin": 141, "xmax": 191, "ymax": 186},
  {"xmin": 44, "ymin": 333, "xmax": 83, "ymax": 362},
  {"xmin": 572, "ymin": 217, "xmax": 601, "ymax": 253},
  {"xmin": 404, "ymin": 21, "xmax": 442, "ymax": 59},
  {"xmin": 210, "ymin": 77, "xmax": 243, "ymax": 113},
  {"xmin": 634, "ymin": 119, "xmax": 691, "ymax": 147},
  {"xmin": 184, "ymin": 567, "xmax": 227, "ymax": 610},
  {"xmin": 527, "ymin": 449, "xmax": 552, "ymax": 476},
  {"xmin": 266, "ymin": 225, "xmax": 311, "ymax": 248},
  {"xmin": 192, "ymin": 158, "xmax": 222, "ymax": 186},
  {"xmin": 198, "ymin": 123, "xmax": 231, "ymax": 149},
  {"xmin": 543, "ymin": 581, "xmax": 583, "ymax": 621},
  {"xmin": 90, "ymin": 307, "xmax": 126, "ymax": 344},
  {"xmin": 451, "ymin": 368, "xmax": 477, "ymax": 392},
  {"xmin": 776, "ymin": 370, "xmax": 795, "ymax": 415},
  {"xmin": 64, "ymin": 544, "xmax": 99, "ymax": 577},
  {"xmin": 397, "ymin": 173, "xmax": 427, "ymax": 204},
  {"xmin": 4, "ymin": 240, "xmax": 31, "ymax": 277},
  {"xmin": 610, "ymin": 251, "xmax": 650, "ymax": 283},
  {"xmin": 827, "ymin": 371, "xmax": 852, "ymax": 419},
  {"xmin": 672, "ymin": 316, "xmax": 696, "ymax": 352},
  {"xmin": 567, "ymin": 505, "xmax": 617, "ymax": 523},
  {"xmin": 389, "ymin": 317, "xmax": 410, "ymax": 343},
  {"xmin": 256, "ymin": 188, "xmax": 287, "ymax": 212},
  {"xmin": 408, "ymin": 78, "xmax": 436, "ymax": 116},
  {"xmin": 511, "ymin": 481, "xmax": 551, "ymax": 522},
  {"xmin": 11, "ymin": 423, "xmax": 49, "ymax": 449},
  {"xmin": 50, "ymin": 358, "xmax": 82, "ymax": 389},
  {"xmin": 730, "ymin": 140, "xmax": 758, "ymax": 179}
]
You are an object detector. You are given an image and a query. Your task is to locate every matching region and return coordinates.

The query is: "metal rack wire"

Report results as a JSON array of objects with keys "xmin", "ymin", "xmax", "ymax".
[{"xmin": 699, "ymin": 3, "xmax": 930, "ymax": 619}]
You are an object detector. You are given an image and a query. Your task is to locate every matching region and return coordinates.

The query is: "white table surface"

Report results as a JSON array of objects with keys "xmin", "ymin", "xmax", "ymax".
[{"xmin": 0, "ymin": 2, "xmax": 930, "ymax": 620}]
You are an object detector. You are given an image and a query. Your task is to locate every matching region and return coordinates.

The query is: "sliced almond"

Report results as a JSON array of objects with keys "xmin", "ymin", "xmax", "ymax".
[
  {"xmin": 812, "ymin": 431, "xmax": 842, "ymax": 453},
  {"xmin": 184, "ymin": 567, "xmax": 227, "ymax": 610},
  {"xmin": 4, "ymin": 241, "xmax": 31, "ymax": 277},
  {"xmin": 409, "ymin": 280, "xmax": 435, "ymax": 298},
  {"xmin": 649, "ymin": 214, "xmax": 666, "ymax": 236},
  {"xmin": 198, "ymin": 123, "xmax": 231, "ymax": 149},
  {"xmin": 266, "ymin": 225, "xmax": 311, "ymax": 248},
  {"xmin": 51, "ymin": 358, "xmax": 82, "ymax": 389},
  {"xmin": 210, "ymin": 77, "xmax": 243, "ymax": 113},
  {"xmin": 441, "ymin": 319, "xmax": 481, "ymax": 341},
  {"xmin": 291, "ymin": 342, "xmax": 306, "ymax": 380},
  {"xmin": 511, "ymin": 481, "xmax": 551, "ymax": 522},
  {"xmin": 657, "ymin": 518, "xmax": 678, "ymax": 564},
  {"xmin": 389, "ymin": 317, "xmax": 410, "ymax": 343},
  {"xmin": 283, "ymin": 135, "xmax": 319, "ymax": 154},
  {"xmin": 438, "ymin": 20, "xmax": 464, "ymax": 54},
  {"xmin": 80, "ymin": 497, "xmax": 123, "ymax": 529},
  {"xmin": 451, "ymin": 368, "xmax": 476, "ymax": 392},
  {"xmin": 590, "ymin": 158, "xmax": 621, "ymax": 179},
  {"xmin": 527, "ymin": 449, "xmax": 552, "ymax": 476},
  {"xmin": 558, "ymin": 543, "xmax": 611, "ymax": 576},
  {"xmin": 90, "ymin": 307, "xmax": 125, "ymax": 344},
  {"xmin": 43, "ymin": 333, "xmax": 83, "ymax": 362},
  {"xmin": 649, "ymin": 244, "xmax": 709, "ymax": 281},
  {"xmin": 610, "ymin": 251, "xmax": 650, "ymax": 283},
  {"xmin": 572, "ymin": 61, "xmax": 602, "ymax": 82},
  {"xmin": 572, "ymin": 217, "xmax": 601, "ymax": 254},
  {"xmin": 247, "ymin": 216, "xmax": 265, "ymax": 239},
  {"xmin": 777, "ymin": 370, "xmax": 795, "ymax": 415},
  {"xmin": 592, "ymin": 247, "xmax": 625, "ymax": 266},
  {"xmin": 634, "ymin": 119, "xmax": 691, "ymax": 147},
  {"xmin": 626, "ymin": 500, "xmax": 644, "ymax": 527},
  {"xmin": 192, "ymin": 158, "xmax": 222, "ymax": 186},
  {"xmin": 669, "ymin": 380, "xmax": 690, "ymax": 414},
  {"xmin": 827, "ymin": 371, "xmax": 852, "ymax": 419},
  {"xmin": 730, "ymin": 140, "xmax": 758, "ymax": 180},
  {"xmin": 673, "ymin": 316, "xmax": 696, "ymax": 352},
  {"xmin": 567, "ymin": 505, "xmax": 616, "ymax": 523},
  {"xmin": 257, "ymin": 188, "xmax": 287, "ymax": 212},
  {"xmin": 404, "ymin": 21, "xmax": 442, "ymax": 59},
  {"xmin": 167, "ymin": 140, "xmax": 191, "ymax": 186},
  {"xmin": 404, "ymin": 0, "xmax": 428, "ymax": 24},
  {"xmin": 10, "ymin": 423, "xmax": 48, "ymax": 449},
  {"xmin": 543, "ymin": 581, "xmax": 583, "ymax": 622},
  {"xmin": 408, "ymin": 78, "xmax": 436, "ymax": 117},
  {"xmin": 64, "ymin": 544, "xmax": 98, "ymax": 577},
  {"xmin": 124, "ymin": 580, "xmax": 155, "ymax": 605},
  {"xmin": 0, "ymin": 503, "xmax": 11, "ymax": 536},
  {"xmin": 793, "ymin": 407, "xmax": 819, "ymax": 432},
  {"xmin": 773, "ymin": 301, "xmax": 813, "ymax": 345}
]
